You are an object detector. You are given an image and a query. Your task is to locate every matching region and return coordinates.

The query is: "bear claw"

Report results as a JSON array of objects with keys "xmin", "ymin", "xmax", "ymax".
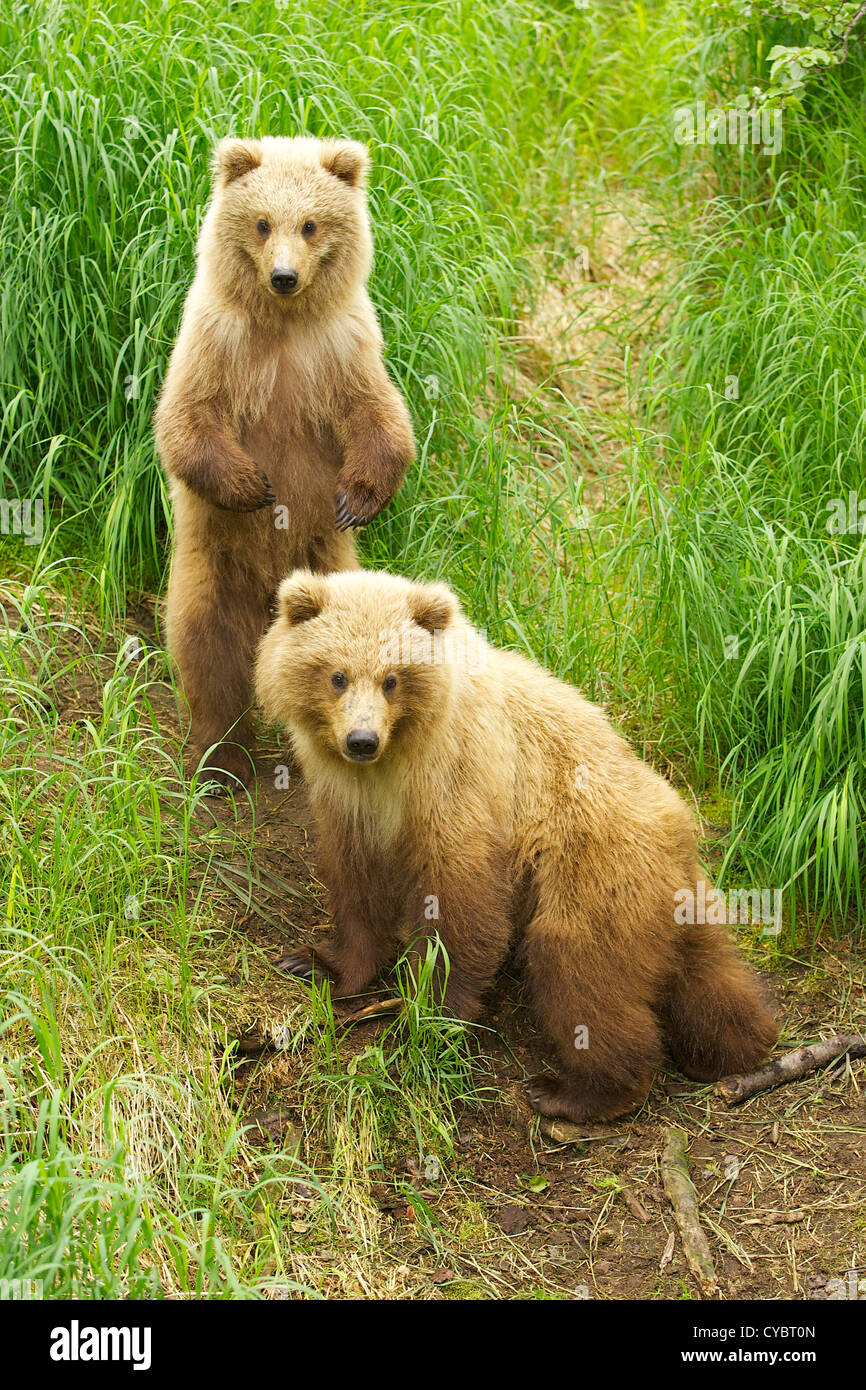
[
  {"xmin": 524, "ymin": 1072, "xmax": 594, "ymax": 1122},
  {"xmin": 334, "ymin": 490, "xmax": 370, "ymax": 530},
  {"xmin": 253, "ymin": 476, "xmax": 277, "ymax": 510},
  {"xmin": 197, "ymin": 756, "xmax": 255, "ymax": 794},
  {"xmin": 276, "ymin": 949, "xmax": 319, "ymax": 981},
  {"xmin": 233, "ymin": 474, "xmax": 275, "ymax": 512},
  {"xmin": 525, "ymin": 1073, "xmax": 556, "ymax": 1105}
]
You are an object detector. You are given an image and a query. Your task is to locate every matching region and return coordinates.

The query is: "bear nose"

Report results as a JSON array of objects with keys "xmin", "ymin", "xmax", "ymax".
[
  {"xmin": 345, "ymin": 729, "xmax": 380, "ymax": 759},
  {"xmin": 270, "ymin": 267, "xmax": 299, "ymax": 294}
]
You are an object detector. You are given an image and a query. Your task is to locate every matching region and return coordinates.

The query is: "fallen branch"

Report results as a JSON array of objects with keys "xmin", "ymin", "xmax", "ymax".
[
  {"xmin": 716, "ymin": 1034, "xmax": 866, "ymax": 1106},
  {"xmin": 340, "ymin": 996, "xmax": 403, "ymax": 1027},
  {"xmin": 662, "ymin": 1127, "xmax": 718, "ymax": 1297}
]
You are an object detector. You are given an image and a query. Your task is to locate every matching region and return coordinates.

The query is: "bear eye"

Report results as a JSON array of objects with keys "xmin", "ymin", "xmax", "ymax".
[
  {"xmin": 331, "ymin": 671, "xmax": 348, "ymax": 692},
  {"xmin": 257, "ymin": 218, "xmax": 270, "ymax": 236},
  {"xmin": 301, "ymin": 219, "xmax": 317, "ymax": 237},
  {"xmin": 382, "ymin": 674, "xmax": 397, "ymax": 694}
]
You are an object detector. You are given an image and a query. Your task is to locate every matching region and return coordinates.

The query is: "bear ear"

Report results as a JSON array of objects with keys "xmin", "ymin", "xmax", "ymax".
[
  {"xmin": 410, "ymin": 582, "xmax": 459, "ymax": 635},
  {"xmin": 320, "ymin": 139, "xmax": 369, "ymax": 189},
  {"xmin": 278, "ymin": 571, "xmax": 327, "ymax": 626},
  {"xmin": 213, "ymin": 138, "xmax": 263, "ymax": 187}
]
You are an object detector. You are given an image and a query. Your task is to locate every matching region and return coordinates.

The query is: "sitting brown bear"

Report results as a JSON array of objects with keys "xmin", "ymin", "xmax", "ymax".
[{"xmin": 254, "ymin": 568, "xmax": 778, "ymax": 1123}]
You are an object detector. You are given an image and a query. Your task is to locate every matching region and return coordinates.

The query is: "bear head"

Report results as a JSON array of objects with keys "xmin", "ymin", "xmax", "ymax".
[
  {"xmin": 201, "ymin": 135, "xmax": 373, "ymax": 316},
  {"xmin": 256, "ymin": 570, "xmax": 466, "ymax": 767}
]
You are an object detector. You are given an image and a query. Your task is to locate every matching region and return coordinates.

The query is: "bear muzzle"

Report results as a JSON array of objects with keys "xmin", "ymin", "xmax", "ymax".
[
  {"xmin": 344, "ymin": 728, "xmax": 380, "ymax": 762},
  {"xmin": 270, "ymin": 266, "xmax": 300, "ymax": 295}
]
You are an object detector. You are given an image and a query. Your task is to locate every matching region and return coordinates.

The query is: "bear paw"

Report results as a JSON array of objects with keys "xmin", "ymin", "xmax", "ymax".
[
  {"xmin": 334, "ymin": 483, "xmax": 384, "ymax": 530},
  {"xmin": 218, "ymin": 470, "xmax": 276, "ymax": 513},
  {"xmin": 275, "ymin": 948, "xmax": 333, "ymax": 984},
  {"xmin": 524, "ymin": 1071, "xmax": 649, "ymax": 1124}
]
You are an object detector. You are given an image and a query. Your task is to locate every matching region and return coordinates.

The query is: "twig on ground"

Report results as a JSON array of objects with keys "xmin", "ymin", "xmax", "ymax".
[
  {"xmin": 741, "ymin": 1210, "xmax": 805, "ymax": 1227},
  {"xmin": 340, "ymin": 997, "xmax": 403, "ymax": 1027},
  {"xmin": 662, "ymin": 1127, "xmax": 718, "ymax": 1297},
  {"xmin": 621, "ymin": 1188, "xmax": 650, "ymax": 1224},
  {"xmin": 717, "ymin": 1034, "xmax": 866, "ymax": 1105}
]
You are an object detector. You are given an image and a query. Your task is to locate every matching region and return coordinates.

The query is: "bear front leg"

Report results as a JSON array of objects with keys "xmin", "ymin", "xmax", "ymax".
[
  {"xmin": 155, "ymin": 398, "xmax": 276, "ymax": 513},
  {"xmin": 166, "ymin": 558, "xmax": 269, "ymax": 790},
  {"xmin": 409, "ymin": 844, "xmax": 512, "ymax": 1022},
  {"xmin": 333, "ymin": 375, "xmax": 415, "ymax": 529},
  {"xmin": 279, "ymin": 836, "xmax": 401, "ymax": 997}
]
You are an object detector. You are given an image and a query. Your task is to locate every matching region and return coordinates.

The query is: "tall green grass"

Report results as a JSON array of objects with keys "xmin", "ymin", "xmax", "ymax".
[
  {"xmin": 0, "ymin": 575, "xmax": 324, "ymax": 1296},
  {"xmin": 610, "ymin": 48, "xmax": 866, "ymax": 927}
]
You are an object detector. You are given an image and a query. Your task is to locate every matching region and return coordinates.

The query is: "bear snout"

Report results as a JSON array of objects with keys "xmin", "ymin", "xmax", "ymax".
[
  {"xmin": 345, "ymin": 728, "xmax": 380, "ymax": 761},
  {"xmin": 270, "ymin": 267, "xmax": 299, "ymax": 294}
]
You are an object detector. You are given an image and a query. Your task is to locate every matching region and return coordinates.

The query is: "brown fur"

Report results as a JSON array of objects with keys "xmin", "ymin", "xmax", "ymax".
[
  {"xmin": 154, "ymin": 137, "xmax": 415, "ymax": 785},
  {"xmin": 255, "ymin": 569, "xmax": 778, "ymax": 1123}
]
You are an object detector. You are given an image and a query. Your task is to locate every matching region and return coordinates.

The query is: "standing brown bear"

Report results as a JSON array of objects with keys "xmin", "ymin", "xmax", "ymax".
[
  {"xmin": 154, "ymin": 136, "xmax": 415, "ymax": 788},
  {"xmin": 255, "ymin": 568, "xmax": 778, "ymax": 1124}
]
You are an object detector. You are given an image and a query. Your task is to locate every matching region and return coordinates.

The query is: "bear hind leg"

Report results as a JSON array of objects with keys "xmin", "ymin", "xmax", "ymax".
[
  {"xmin": 661, "ymin": 918, "xmax": 777, "ymax": 1082},
  {"xmin": 521, "ymin": 910, "xmax": 663, "ymax": 1123},
  {"xmin": 167, "ymin": 564, "xmax": 267, "ymax": 790}
]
